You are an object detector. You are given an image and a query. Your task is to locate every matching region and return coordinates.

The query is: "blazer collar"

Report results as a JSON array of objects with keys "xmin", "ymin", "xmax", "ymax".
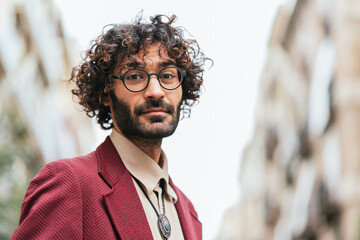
[
  {"xmin": 109, "ymin": 129, "xmax": 178, "ymax": 202},
  {"xmin": 96, "ymin": 136, "xmax": 153, "ymax": 240},
  {"xmin": 170, "ymin": 178, "xmax": 202, "ymax": 240},
  {"xmin": 96, "ymin": 136, "xmax": 202, "ymax": 240}
]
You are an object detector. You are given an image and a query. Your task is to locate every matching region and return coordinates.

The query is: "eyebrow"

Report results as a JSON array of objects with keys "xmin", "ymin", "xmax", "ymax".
[
  {"xmin": 124, "ymin": 61, "xmax": 143, "ymax": 69},
  {"xmin": 159, "ymin": 60, "xmax": 177, "ymax": 68},
  {"xmin": 123, "ymin": 59, "xmax": 177, "ymax": 70}
]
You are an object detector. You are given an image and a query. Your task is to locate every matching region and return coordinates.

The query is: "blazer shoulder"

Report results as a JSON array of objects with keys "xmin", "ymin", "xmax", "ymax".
[
  {"xmin": 171, "ymin": 180, "xmax": 199, "ymax": 219},
  {"xmin": 21, "ymin": 151, "xmax": 99, "ymax": 210},
  {"xmin": 11, "ymin": 154, "xmax": 96, "ymax": 239},
  {"xmin": 50, "ymin": 151, "xmax": 97, "ymax": 169},
  {"xmin": 42, "ymin": 151, "xmax": 97, "ymax": 177}
]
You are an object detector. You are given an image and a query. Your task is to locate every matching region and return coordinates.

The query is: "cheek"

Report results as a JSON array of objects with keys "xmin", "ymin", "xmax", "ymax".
[
  {"xmin": 173, "ymin": 87, "xmax": 183, "ymax": 105},
  {"xmin": 114, "ymin": 87, "xmax": 139, "ymax": 110}
]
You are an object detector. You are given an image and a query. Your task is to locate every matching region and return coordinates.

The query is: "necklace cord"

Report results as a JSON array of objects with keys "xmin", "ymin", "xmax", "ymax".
[
  {"xmin": 130, "ymin": 173, "xmax": 163, "ymax": 217},
  {"xmin": 130, "ymin": 173, "xmax": 170, "ymax": 240}
]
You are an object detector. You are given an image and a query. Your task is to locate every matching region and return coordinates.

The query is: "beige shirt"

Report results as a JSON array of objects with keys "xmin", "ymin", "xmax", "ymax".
[{"xmin": 110, "ymin": 129, "xmax": 185, "ymax": 240}]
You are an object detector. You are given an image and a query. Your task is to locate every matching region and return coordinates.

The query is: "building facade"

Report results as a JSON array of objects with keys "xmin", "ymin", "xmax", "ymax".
[
  {"xmin": 0, "ymin": 0, "xmax": 94, "ymax": 238},
  {"xmin": 218, "ymin": 0, "xmax": 360, "ymax": 239}
]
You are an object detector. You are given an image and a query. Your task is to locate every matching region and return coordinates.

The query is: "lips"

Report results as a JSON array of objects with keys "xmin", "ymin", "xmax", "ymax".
[
  {"xmin": 141, "ymin": 107, "xmax": 168, "ymax": 115},
  {"xmin": 134, "ymin": 99, "xmax": 175, "ymax": 116}
]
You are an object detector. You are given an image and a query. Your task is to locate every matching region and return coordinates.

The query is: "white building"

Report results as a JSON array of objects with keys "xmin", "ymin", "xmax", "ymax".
[{"xmin": 0, "ymin": 0, "xmax": 95, "ymax": 237}]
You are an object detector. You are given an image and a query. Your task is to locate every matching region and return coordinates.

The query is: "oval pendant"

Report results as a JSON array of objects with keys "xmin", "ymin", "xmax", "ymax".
[{"xmin": 158, "ymin": 214, "xmax": 171, "ymax": 238}]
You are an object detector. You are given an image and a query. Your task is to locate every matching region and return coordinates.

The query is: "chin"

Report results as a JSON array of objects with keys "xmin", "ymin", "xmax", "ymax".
[
  {"xmin": 146, "ymin": 115, "xmax": 168, "ymax": 123},
  {"xmin": 137, "ymin": 122, "xmax": 178, "ymax": 139}
]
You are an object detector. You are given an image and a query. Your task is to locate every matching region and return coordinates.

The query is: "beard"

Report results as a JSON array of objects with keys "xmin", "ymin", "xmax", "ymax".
[{"xmin": 110, "ymin": 93, "xmax": 181, "ymax": 139}]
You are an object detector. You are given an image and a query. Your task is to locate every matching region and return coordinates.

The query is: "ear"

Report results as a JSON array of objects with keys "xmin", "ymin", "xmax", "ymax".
[{"xmin": 102, "ymin": 94, "xmax": 112, "ymax": 107}]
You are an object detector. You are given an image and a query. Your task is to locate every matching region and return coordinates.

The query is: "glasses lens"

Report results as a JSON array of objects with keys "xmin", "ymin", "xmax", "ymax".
[
  {"xmin": 159, "ymin": 67, "xmax": 182, "ymax": 90},
  {"xmin": 124, "ymin": 70, "xmax": 148, "ymax": 92}
]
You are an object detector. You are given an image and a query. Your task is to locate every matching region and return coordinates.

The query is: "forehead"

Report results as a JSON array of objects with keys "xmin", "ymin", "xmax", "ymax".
[{"xmin": 121, "ymin": 44, "xmax": 173, "ymax": 69}]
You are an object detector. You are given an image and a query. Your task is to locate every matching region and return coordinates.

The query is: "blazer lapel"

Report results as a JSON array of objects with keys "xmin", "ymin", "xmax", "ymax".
[
  {"xmin": 169, "ymin": 178, "xmax": 202, "ymax": 240},
  {"xmin": 96, "ymin": 137, "xmax": 153, "ymax": 240}
]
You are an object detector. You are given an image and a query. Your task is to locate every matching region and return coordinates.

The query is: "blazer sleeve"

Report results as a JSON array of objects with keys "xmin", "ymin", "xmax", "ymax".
[{"xmin": 11, "ymin": 160, "xmax": 83, "ymax": 240}]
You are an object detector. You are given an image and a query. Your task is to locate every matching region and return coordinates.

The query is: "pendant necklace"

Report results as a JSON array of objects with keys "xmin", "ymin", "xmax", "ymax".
[{"xmin": 130, "ymin": 174, "xmax": 171, "ymax": 239}]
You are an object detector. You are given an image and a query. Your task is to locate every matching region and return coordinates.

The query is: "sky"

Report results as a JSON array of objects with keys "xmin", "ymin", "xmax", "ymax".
[{"xmin": 53, "ymin": 0, "xmax": 286, "ymax": 238}]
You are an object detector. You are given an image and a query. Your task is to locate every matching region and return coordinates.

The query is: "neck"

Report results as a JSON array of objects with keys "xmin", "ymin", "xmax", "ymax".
[
  {"xmin": 127, "ymin": 136, "xmax": 163, "ymax": 163},
  {"xmin": 115, "ymin": 128, "xmax": 163, "ymax": 163}
]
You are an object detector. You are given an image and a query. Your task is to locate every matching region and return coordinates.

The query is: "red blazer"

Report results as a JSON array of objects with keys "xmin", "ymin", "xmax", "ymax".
[{"xmin": 11, "ymin": 137, "xmax": 202, "ymax": 240}]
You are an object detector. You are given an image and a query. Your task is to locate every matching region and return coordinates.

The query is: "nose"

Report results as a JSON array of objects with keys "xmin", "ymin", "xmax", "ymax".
[{"xmin": 143, "ymin": 75, "xmax": 165, "ymax": 99}]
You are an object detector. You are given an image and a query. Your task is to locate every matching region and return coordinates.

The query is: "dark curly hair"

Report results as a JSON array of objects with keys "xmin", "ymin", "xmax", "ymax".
[{"xmin": 69, "ymin": 14, "xmax": 209, "ymax": 130}]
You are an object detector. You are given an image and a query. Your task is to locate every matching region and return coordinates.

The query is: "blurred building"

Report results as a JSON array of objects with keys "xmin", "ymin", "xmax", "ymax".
[
  {"xmin": 0, "ymin": 0, "xmax": 94, "ymax": 238},
  {"xmin": 218, "ymin": 0, "xmax": 360, "ymax": 239}
]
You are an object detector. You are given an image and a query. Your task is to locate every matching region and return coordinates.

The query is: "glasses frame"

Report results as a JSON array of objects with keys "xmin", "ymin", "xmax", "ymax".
[{"xmin": 112, "ymin": 66, "xmax": 186, "ymax": 93}]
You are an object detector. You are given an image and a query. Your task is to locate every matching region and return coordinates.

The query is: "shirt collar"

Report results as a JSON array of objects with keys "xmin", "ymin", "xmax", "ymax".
[{"xmin": 110, "ymin": 129, "xmax": 177, "ymax": 202}]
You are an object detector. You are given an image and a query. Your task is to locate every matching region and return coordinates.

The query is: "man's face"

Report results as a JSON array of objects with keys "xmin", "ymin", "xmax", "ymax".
[{"xmin": 108, "ymin": 44, "xmax": 183, "ymax": 139}]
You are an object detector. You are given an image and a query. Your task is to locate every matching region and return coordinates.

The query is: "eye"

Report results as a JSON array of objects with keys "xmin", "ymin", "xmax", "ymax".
[
  {"xmin": 160, "ymin": 68, "xmax": 178, "ymax": 81},
  {"xmin": 161, "ymin": 73, "xmax": 175, "ymax": 80},
  {"xmin": 124, "ymin": 70, "xmax": 147, "ymax": 82},
  {"xmin": 126, "ymin": 74, "xmax": 142, "ymax": 80}
]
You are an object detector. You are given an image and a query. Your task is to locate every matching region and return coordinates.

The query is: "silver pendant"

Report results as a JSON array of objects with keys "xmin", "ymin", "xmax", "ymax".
[{"xmin": 158, "ymin": 214, "xmax": 171, "ymax": 238}]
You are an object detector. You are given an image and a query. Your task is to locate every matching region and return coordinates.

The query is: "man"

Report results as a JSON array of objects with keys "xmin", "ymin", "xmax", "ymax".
[{"xmin": 11, "ymin": 14, "xmax": 208, "ymax": 240}]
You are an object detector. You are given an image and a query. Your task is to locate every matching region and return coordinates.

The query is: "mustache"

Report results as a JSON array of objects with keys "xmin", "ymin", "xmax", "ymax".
[{"xmin": 134, "ymin": 99, "xmax": 175, "ymax": 116}]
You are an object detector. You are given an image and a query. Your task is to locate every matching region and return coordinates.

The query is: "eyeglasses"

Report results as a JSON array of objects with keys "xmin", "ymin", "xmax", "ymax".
[{"xmin": 112, "ymin": 66, "xmax": 186, "ymax": 92}]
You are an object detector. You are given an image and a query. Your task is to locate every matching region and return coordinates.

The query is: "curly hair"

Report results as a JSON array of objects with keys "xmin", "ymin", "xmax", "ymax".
[{"xmin": 69, "ymin": 14, "xmax": 209, "ymax": 130}]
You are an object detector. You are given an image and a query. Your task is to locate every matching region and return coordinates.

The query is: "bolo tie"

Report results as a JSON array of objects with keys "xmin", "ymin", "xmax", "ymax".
[{"xmin": 130, "ymin": 174, "xmax": 171, "ymax": 239}]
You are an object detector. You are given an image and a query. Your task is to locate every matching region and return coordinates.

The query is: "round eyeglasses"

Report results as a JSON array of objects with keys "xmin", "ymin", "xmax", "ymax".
[{"xmin": 112, "ymin": 66, "xmax": 186, "ymax": 92}]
